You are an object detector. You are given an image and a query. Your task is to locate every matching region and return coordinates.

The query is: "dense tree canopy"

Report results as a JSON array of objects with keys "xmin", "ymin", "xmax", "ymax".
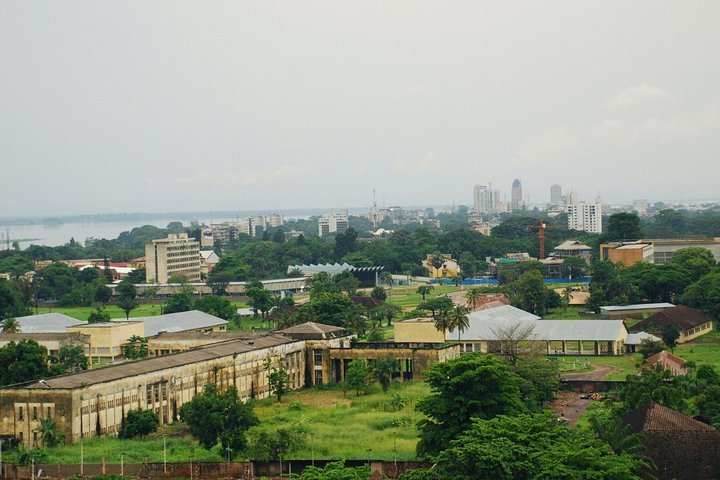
[
  {"xmin": 0, "ymin": 340, "xmax": 50, "ymax": 386},
  {"xmin": 401, "ymin": 413, "xmax": 647, "ymax": 480},
  {"xmin": 180, "ymin": 384, "xmax": 258, "ymax": 458},
  {"xmin": 416, "ymin": 355, "xmax": 525, "ymax": 457}
]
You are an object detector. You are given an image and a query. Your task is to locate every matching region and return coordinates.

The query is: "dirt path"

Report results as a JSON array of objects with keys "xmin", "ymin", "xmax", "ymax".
[
  {"xmin": 561, "ymin": 363, "xmax": 617, "ymax": 381},
  {"xmin": 555, "ymin": 363, "xmax": 618, "ymax": 425},
  {"xmin": 551, "ymin": 391, "xmax": 592, "ymax": 426}
]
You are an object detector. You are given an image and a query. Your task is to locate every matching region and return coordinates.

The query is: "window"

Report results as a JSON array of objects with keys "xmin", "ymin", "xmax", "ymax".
[
  {"xmin": 47, "ymin": 406, "xmax": 52, "ymax": 418},
  {"xmin": 314, "ymin": 370, "xmax": 323, "ymax": 385},
  {"xmin": 314, "ymin": 350, "xmax": 323, "ymax": 367},
  {"xmin": 18, "ymin": 407, "xmax": 23, "ymax": 421},
  {"xmin": 32, "ymin": 407, "xmax": 38, "ymax": 421}
]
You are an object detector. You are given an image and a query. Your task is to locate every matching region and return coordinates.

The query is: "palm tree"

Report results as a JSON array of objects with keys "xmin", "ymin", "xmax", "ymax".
[
  {"xmin": 448, "ymin": 306, "xmax": 470, "ymax": 344},
  {"xmin": 417, "ymin": 285, "xmax": 434, "ymax": 301},
  {"xmin": 465, "ymin": 288, "xmax": 482, "ymax": 310},
  {"xmin": 434, "ymin": 312, "xmax": 452, "ymax": 340},
  {"xmin": 36, "ymin": 417, "xmax": 63, "ymax": 447},
  {"xmin": 589, "ymin": 415, "xmax": 647, "ymax": 456},
  {"xmin": 1, "ymin": 316, "xmax": 20, "ymax": 333}
]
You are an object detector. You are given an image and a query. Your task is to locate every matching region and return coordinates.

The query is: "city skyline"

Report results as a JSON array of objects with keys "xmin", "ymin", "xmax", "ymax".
[{"xmin": 1, "ymin": 2, "xmax": 719, "ymax": 216}]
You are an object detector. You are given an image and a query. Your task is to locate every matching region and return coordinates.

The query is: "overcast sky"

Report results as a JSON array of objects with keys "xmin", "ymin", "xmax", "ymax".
[{"xmin": 1, "ymin": 1, "xmax": 719, "ymax": 216}]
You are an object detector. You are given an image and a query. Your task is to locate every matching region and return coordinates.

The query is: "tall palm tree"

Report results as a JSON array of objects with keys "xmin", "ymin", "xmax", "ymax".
[
  {"xmin": 434, "ymin": 312, "xmax": 452, "ymax": 340},
  {"xmin": 448, "ymin": 306, "xmax": 470, "ymax": 344},
  {"xmin": 1, "ymin": 316, "xmax": 20, "ymax": 333},
  {"xmin": 465, "ymin": 288, "xmax": 482, "ymax": 310}
]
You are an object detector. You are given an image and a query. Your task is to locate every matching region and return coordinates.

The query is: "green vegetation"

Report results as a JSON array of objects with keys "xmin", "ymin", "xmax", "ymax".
[
  {"xmin": 180, "ymin": 384, "xmax": 259, "ymax": 458},
  {"xmin": 558, "ymin": 355, "xmax": 642, "ymax": 381}
]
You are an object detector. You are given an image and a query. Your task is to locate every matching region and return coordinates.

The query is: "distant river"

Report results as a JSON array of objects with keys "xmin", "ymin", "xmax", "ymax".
[{"xmin": 1, "ymin": 215, "xmax": 239, "ymax": 249}]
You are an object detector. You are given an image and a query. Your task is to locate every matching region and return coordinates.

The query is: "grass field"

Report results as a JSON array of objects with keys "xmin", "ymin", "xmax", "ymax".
[
  {"xmin": 37, "ymin": 301, "xmax": 250, "ymax": 323},
  {"xmin": 31, "ymin": 381, "xmax": 431, "ymax": 464},
  {"xmin": 558, "ymin": 354, "xmax": 642, "ymax": 380},
  {"xmin": 36, "ymin": 304, "xmax": 162, "ymax": 321},
  {"xmin": 385, "ymin": 284, "xmax": 471, "ymax": 310},
  {"xmin": 544, "ymin": 307, "xmax": 593, "ymax": 320},
  {"xmin": 676, "ymin": 342, "xmax": 720, "ymax": 368}
]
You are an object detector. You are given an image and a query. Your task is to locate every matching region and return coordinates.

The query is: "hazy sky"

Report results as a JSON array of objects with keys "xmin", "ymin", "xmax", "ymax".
[{"xmin": 2, "ymin": 1, "xmax": 719, "ymax": 216}]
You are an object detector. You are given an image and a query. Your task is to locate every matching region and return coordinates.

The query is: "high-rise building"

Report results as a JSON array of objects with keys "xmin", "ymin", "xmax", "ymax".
[
  {"xmin": 567, "ymin": 202, "xmax": 603, "ymax": 234},
  {"xmin": 318, "ymin": 212, "xmax": 349, "ymax": 236},
  {"xmin": 633, "ymin": 199, "xmax": 648, "ymax": 214},
  {"xmin": 511, "ymin": 179, "xmax": 523, "ymax": 210},
  {"xmin": 145, "ymin": 233, "xmax": 201, "ymax": 283},
  {"xmin": 564, "ymin": 191, "xmax": 578, "ymax": 207},
  {"xmin": 550, "ymin": 184, "xmax": 562, "ymax": 205},
  {"xmin": 473, "ymin": 184, "xmax": 491, "ymax": 213}
]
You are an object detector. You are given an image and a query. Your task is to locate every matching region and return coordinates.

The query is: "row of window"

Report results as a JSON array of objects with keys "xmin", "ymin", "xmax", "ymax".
[{"xmin": 17, "ymin": 406, "xmax": 52, "ymax": 422}]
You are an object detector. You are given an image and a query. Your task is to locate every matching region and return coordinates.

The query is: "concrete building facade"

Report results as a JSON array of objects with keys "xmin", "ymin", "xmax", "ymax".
[
  {"xmin": 145, "ymin": 234, "xmax": 201, "ymax": 283},
  {"xmin": 318, "ymin": 212, "xmax": 349, "ymax": 237},
  {"xmin": 567, "ymin": 202, "xmax": 603, "ymax": 233},
  {"xmin": 511, "ymin": 179, "xmax": 523, "ymax": 211}
]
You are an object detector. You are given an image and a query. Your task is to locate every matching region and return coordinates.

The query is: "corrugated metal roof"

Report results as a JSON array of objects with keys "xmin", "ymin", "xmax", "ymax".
[
  {"xmin": 11, "ymin": 334, "xmax": 293, "ymax": 390},
  {"xmin": 446, "ymin": 306, "xmax": 626, "ymax": 341},
  {"xmin": 625, "ymin": 332, "xmax": 661, "ymax": 345},
  {"xmin": 15, "ymin": 313, "xmax": 83, "ymax": 333},
  {"xmin": 601, "ymin": 303, "xmax": 675, "ymax": 312},
  {"xmin": 115, "ymin": 310, "xmax": 228, "ymax": 337}
]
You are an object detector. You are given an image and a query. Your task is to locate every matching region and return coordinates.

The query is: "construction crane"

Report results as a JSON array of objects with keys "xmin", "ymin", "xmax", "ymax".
[{"xmin": 528, "ymin": 219, "xmax": 548, "ymax": 259}]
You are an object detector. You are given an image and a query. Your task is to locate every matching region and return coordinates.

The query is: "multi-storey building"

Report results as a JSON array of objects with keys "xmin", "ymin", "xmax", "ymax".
[
  {"xmin": 567, "ymin": 202, "xmax": 603, "ymax": 234},
  {"xmin": 550, "ymin": 184, "xmax": 562, "ymax": 205},
  {"xmin": 318, "ymin": 212, "xmax": 349, "ymax": 236},
  {"xmin": 145, "ymin": 233, "xmax": 201, "ymax": 283},
  {"xmin": 511, "ymin": 179, "xmax": 523, "ymax": 211}
]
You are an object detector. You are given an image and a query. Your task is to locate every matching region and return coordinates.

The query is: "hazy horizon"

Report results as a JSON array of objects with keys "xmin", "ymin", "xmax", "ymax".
[{"xmin": 2, "ymin": 1, "xmax": 719, "ymax": 216}]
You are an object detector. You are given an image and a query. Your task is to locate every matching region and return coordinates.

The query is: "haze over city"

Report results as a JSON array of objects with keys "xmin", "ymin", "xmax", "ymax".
[{"xmin": 1, "ymin": 1, "xmax": 719, "ymax": 216}]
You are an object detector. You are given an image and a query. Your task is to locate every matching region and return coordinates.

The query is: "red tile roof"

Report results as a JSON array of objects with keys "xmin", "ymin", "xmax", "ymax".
[
  {"xmin": 623, "ymin": 403, "xmax": 717, "ymax": 432},
  {"xmin": 632, "ymin": 305, "xmax": 713, "ymax": 332},
  {"xmin": 640, "ymin": 351, "xmax": 688, "ymax": 376}
]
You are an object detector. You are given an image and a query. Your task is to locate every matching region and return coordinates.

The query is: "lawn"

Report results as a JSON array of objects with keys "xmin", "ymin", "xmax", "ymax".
[
  {"xmin": 558, "ymin": 354, "xmax": 642, "ymax": 380},
  {"xmin": 385, "ymin": 284, "xmax": 471, "ymax": 310},
  {"xmin": 675, "ymin": 342, "xmax": 720, "ymax": 369},
  {"xmin": 30, "ymin": 381, "xmax": 431, "ymax": 464},
  {"xmin": 250, "ymin": 381, "xmax": 430, "ymax": 460},
  {"xmin": 36, "ymin": 304, "xmax": 162, "ymax": 321},
  {"xmin": 543, "ymin": 306, "xmax": 600, "ymax": 320},
  {"xmin": 37, "ymin": 301, "xmax": 250, "ymax": 323}
]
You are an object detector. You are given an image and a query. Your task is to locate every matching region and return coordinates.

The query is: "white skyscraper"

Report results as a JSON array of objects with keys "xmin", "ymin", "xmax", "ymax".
[
  {"xmin": 550, "ymin": 184, "xmax": 562, "ymax": 205},
  {"xmin": 567, "ymin": 202, "xmax": 603, "ymax": 234}
]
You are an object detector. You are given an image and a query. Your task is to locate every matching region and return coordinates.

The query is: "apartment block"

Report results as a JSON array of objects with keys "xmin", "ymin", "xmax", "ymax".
[
  {"xmin": 145, "ymin": 233, "xmax": 201, "ymax": 283},
  {"xmin": 567, "ymin": 202, "xmax": 602, "ymax": 234},
  {"xmin": 318, "ymin": 212, "xmax": 349, "ymax": 236}
]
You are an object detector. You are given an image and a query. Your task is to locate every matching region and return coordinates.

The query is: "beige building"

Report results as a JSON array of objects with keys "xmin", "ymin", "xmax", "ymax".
[
  {"xmin": 395, "ymin": 304, "xmax": 629, "ymax": 356},
  {"xmin": 0, "ymin": 334, "xmax": 308, "ymax": 445},
  {"xmin": 632, "ymin": 305, "xmax": 714, "ymax": 344},
  {"xmin": 145, "ymin": 233, "xmax": 201, "ymax": 283},
  {"xmin": 66, "ymin": 322, "xmax": 144, "ymax": 364},
  {"xmin": 422, "ymin": 254, "xmax": 460, "ymax": 278},
  {"xmin": 600, "ymin": 238, "xmax": 720, "ymax": 266}
]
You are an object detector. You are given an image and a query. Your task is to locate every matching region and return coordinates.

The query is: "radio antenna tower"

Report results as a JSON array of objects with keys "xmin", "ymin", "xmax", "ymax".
[{"xmin": 372, "ymin": 188, "xmax": 378, "ymax": 229}]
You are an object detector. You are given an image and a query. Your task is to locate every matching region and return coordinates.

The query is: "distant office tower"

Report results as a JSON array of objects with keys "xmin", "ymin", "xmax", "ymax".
[
  {"xmin": 551, "ymin": 184, "xmax": 562, "ymax": 205},
  {"xmin": 145, "ymin": 233, "xmax": 201, "ymax": 283},
  {"xmin": 318, "ymin": 212, "xmax": 349, "ymax": 236},
  {"xmin": 633, "ymin": 199, "xmax": 648, "ymax": 214},
  {"xmin": 511, "ymin": 179, "xmax": 523, "ymax": 210},
  {"xmin": 473, "ymin": 185, "xmax": 491, "ymax": 213},
  {"xmin": 567, "ymin": 202, "xmax": 603, "ymax": 234},
  {"xmin": 564, "ymin": 191, "xmax": 578, "ymax": 207}
]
